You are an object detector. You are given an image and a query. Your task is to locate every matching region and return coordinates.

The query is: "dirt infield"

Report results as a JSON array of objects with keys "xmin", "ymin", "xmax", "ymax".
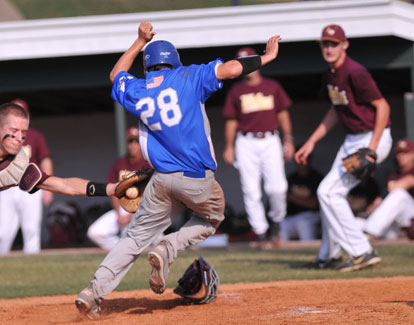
[{"xmin": 1, "ymin": 276, "xmax": 413, "ymax": 324}]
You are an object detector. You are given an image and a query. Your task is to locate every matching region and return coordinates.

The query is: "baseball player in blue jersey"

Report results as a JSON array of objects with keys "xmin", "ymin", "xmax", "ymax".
[{"xmin": 76, "ymin": 21, "xmax": 282, "ymax": 319}]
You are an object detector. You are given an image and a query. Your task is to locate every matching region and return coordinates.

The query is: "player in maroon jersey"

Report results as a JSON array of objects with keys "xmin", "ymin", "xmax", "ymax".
[
  {"xmin": 295, "ymin": 25, "xmax": 393, "ymax": 271},
  {"xmin": 0, "ymin": 102, "xmax": 118, "ymax": 255},
  {"xmin": 0, "ymin": 98, "xmax": 54, "ymax": 254},
  {"xmin": 222, "ymin": 47, "xmax": 294, "ymax": 248}
]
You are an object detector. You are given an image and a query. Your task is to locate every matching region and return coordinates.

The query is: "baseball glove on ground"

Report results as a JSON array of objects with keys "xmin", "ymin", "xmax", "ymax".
[
  {"xmin": 342, "ymin": 148, "xmax": 377, "ymax": 182},
  {"xmin": 174, "ymin": 256, "xmax": 219, "ymax": 305},
  {"xmin": 115, "ymin": 167, "xmax": 154, "ymax": 213}
]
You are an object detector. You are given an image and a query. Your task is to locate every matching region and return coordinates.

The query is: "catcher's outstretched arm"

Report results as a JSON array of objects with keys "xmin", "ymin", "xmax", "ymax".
[{"xmin": 38, "ymin": 176, "xmax": 117, "ymax": 197}]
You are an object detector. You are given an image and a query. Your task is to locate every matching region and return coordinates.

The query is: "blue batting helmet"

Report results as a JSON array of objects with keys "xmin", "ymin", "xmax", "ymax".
[{"xmin": 143, "ymin": 40, "xmax": 182, "ymax": 72}]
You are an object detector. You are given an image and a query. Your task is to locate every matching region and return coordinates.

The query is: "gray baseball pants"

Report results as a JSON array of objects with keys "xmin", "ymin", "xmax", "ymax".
[{"xmin": 89, "ymin": 170, "xmax": 225, "ymax": 301}]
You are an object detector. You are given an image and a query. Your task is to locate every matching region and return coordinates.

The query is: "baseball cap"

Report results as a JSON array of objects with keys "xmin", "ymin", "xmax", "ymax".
[
  {"xmin": 11, "ymin": 98, "xmax": 30, "ymax": 113},
  {"xmin": 126, "ymin": 126, "xmax": 139, "ymax": 140},
  {"xmin": 318, "ymin": 24, "xmax": 347, "ymax": 43},
  {"xmin": 236, "ymin": 47, "xmax": 257, "ymax": 58},
  {"xmin": 394, "ymin": 138, "xmax": 414, "ymax": 153}
]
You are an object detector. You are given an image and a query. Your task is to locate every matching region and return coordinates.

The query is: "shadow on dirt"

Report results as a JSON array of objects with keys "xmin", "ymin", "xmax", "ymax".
[{"xmin": 101, "ymin": 297, "xmax": 186, "ymax": 316}]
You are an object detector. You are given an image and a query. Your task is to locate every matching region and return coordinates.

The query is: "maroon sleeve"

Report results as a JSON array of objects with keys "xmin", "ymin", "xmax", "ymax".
[
  {"xmin": 24, "ymin": 129, "xmax": 51, "ymax": 165},
  {"xmin": 32, "ymin": 166, "xmax": 51, "ymax": 193},
  {"xmin": 274, "ymin": 82, "xmax": 292, "ymax": 112},
  {"xmin": 222, "ymin": 85, "xmax": 239, "ymax": 120},
  {"xmin": 106, "ymin": 159, "xmax": 122, "ymax": 183},
  {"xmin": 350, "ymin": 68, "xmax": 383, "ymax": 103}
]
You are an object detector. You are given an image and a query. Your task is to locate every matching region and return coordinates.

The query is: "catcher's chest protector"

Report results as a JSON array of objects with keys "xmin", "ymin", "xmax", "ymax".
[{"xmin": 0, "ymin": 149, "xmax": 29, "ymax": 190}]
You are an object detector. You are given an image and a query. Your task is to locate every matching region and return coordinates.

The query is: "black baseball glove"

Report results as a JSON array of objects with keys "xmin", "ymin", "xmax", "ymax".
[
  {"xmin": 173, "ymin": 256, "xmax": 219, "ymax": 304},
  {"xmin": 342, "ymin": 148, "xmax": 377, "ymax": 182}
]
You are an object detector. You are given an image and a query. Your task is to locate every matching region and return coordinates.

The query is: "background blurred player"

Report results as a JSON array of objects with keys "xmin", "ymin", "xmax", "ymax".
[
  {"xmin": 363, "ymin": 138, "xmax": 414, "ymax": 240},
  {"xmin": 280, "ymin": 158, "xmax": 323, "ymax": 241},
  {"xmin": 76, "ymin": 21, "xmax": 282, "ymax": 319},
  {"xmin": 295, "ymin": 24, "xmax": 392, "ymax": 271},
  {"xmin": 87, "ymin": 126, "xmax": 151, "ymax": 251},
  {"xmin": 222, "ymin": 47, "xmax": 294, "ymax": 247},
  {"xmin": 0, "ymin": 98, "xmax": 53, "ymax": 254}
]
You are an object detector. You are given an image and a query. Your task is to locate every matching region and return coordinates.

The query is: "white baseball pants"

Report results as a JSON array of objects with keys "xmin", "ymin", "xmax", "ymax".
[
  {"xmin": 235, "ymin": 132, "xmax": 287, "ymax": 235},
  {"xmin": 87, "ymin": 208, "xmax": 130, "ymax": 251},
  {"xmin": 317, "ymin": 128, "xmax": 392, "ymax": 260},
  {"xmin": 0, "ymin": 186, "xmax": 42, "ymax": 254},
  {"xmin": 363, "ymin": 189, "xmax": 414, "ymax": 237}
]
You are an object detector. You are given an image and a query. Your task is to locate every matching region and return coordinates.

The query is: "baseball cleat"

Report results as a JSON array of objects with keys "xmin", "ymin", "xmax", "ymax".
[
  {"xmin": 337, "ymin": 250, "xmax": 381, "ymax": 272},
  {"xmin": 304, "ymin": 256, "xmax": 343, "ymax": 269},
  {"xmin": 75, "ymin": 285, "xmax": 101, "ymax": 319},
  {"xmin": 148, "ymin": 242, "xmax": 170, "ymax": 294}
]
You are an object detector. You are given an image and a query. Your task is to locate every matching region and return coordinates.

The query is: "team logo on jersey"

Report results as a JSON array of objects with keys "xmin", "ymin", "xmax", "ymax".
[
  {"xmin": 118, "ymin": 75, "xmax": 134, "ymax": 93},
  {"xmin": 327, "ymin": 84, "xmax": 349, "ymax": 105},
  {"xmin": 240, "ymin": 92, "xmax": 274, "ymax": 114},
  {"xmin": 146, "ymin": 75, "xmax": 164, "ymax": 89}
]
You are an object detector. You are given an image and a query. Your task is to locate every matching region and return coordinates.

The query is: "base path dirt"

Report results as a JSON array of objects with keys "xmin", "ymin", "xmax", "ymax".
[{"xmin": 1, "ymin": 276, "xmax": 413, "ymax": 324}]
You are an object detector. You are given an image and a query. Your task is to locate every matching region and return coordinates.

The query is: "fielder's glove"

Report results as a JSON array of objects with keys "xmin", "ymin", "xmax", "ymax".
[
  {"xmin": 114, "ymin": 167, "xmax": 154, "ymax": 213},
  {"xmin": 342, "ymin": 147, "xmax": 377, "ymax": 182},
  {"xmin": 173, "ymin": 256, "xmax": 219, "ymax": 305}
]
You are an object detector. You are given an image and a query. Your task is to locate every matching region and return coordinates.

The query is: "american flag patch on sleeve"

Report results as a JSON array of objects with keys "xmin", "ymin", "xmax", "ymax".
[{"xmin": 146, "ymin": 75, "xmax": 164, "ymax": 89}]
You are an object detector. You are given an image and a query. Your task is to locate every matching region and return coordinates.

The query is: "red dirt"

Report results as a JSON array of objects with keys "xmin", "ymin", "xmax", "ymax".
[{"xmin": 1, "ymin": 276, "xmax": 413, "ymax": 324}]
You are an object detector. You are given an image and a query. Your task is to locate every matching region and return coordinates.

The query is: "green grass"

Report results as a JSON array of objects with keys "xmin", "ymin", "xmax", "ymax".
[
  {"xmin": 1, "ymin": 245, "xmax": 413, "ymax": 299},
  {"xmin": 11, "ymin": 0, "xmax": 302, "ymax": 20}
]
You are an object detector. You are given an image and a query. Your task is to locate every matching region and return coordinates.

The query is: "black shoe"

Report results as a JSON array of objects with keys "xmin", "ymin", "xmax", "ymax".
[
  {"xmin": 337, "ymin": 250, "xmax": 381, "ymax": 272},
  {"xmin": 268, "ymin": 221, "xmax": 280, "ymax": 242},
  {"xmin": 249, "ymin": 233, "xmax": 267, "ymax": 248},
  {"xmin": 304, "ymin": 256, "xmax": 343, "ymax": 269}
]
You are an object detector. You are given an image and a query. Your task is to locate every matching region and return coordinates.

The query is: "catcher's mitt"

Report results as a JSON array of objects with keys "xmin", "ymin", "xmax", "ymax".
[
  {"xmin": 115, "ymin": 167, "xmax": 154, "ymax": 213},
  {"xmin": 342, "ymin": 148, "xmax": 377, "ymax": 182},
  {"xmin": 173, "ymin": 256, "xmax": 219, "ymax": 305}
]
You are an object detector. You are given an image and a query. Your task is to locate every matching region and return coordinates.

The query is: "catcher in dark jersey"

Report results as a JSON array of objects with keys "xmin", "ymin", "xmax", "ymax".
[
  {"xmin": 0, "ymin": 103, "xmax": 118, "ymax": 212},
  {"xmin": 295, "ymin": 25, "xmax": 392, "ymax": 272},
  {"xmin": 0, "ymin": 99, "xmax": 54, "ymax": 254}
]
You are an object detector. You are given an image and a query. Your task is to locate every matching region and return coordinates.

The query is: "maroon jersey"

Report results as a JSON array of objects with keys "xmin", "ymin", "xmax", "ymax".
[
  {"xmin": 387, "ymin": 168, "xmax": 414, "ymax": 199},
  {"xmin": 222, "ymin": 77, "xmax": 292, "ymax": 133},
  {"xmin": 106, "ymin": 155, "xmax": 151, "ymax": 183},
  {"xmin": 321, "ymin": 56, "xmax": 391, "ymax": 134},
  {"xmin": 23, "ymin": 128, "xmax": 51, "ymax": 165}
]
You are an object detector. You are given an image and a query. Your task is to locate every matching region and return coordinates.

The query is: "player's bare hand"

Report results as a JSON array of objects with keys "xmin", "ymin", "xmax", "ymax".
[
  {"xmin": 366, "ymin": 196, "xmax": 382, "ymax": 215},
  {"xmin": 283, "ymin": 141, "xmax": 295, "ymax": 161},
  {"xmin": 107, "ymin": 182, "xmax": 118, "ymax": 196},
  {"xmin": 222, "ymin": 147, "xmax": 235, "ymax": 166},
  {"xmin": 294, "ymin": 141, "xmax": 314, "ymax": 165},
  {"xmin": 138, "ymin": 21, "xmax": 156, "ymax": 42},
  {"xmin": 261, "ymin": 35, "xmax": 281, "ymax": 65}
]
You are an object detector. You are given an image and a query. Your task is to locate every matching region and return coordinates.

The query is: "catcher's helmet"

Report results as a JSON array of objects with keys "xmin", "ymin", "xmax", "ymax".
[
  {"xmin": 143, "ymin": 40, "xmax": 182, "ymax": 73},
  {"xmin": 173, "ymin": 256, "xmax": 219, "ymax": 304}
]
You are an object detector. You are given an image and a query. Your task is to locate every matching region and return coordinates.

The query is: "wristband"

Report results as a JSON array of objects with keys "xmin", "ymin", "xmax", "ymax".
[
  {"xmin": 236, "ymin": 55, "xmax": 262, "ymax": 76},
  {"xmin": 86, "ymin": 182, "xmax": 107, "ymax": 196}
]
